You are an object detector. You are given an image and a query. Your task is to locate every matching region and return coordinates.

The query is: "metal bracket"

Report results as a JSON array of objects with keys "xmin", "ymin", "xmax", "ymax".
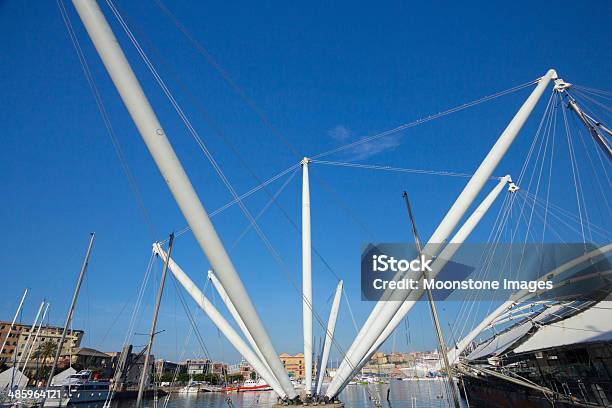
[
  {"xmin": 553, "ymin": 78, "xmax": 572, "ymax": 92},
  {"xmin": 504, "ymin": 175, "xmax": 520, "ymax": 193}
]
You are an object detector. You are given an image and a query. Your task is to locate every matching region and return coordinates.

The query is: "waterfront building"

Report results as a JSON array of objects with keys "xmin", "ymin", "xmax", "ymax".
[
  {"xmin": 0, "ymin": 321, "xmax": 83, "ymax": 365},
  {"xmin": 155, "ymin": 359, "xmax": 182, "ymax": 379},
  {"xmin": 228, "ymin": 359, "xmax": 254, "ymax": 379},
  {"xmin": 184, "ymin": 359, "xmax": 211, "ymax": 375}
]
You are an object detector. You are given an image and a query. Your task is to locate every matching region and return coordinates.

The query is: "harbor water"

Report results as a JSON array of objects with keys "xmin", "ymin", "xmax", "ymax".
[{"xmin": 102, "ymin": 380, "xmax": 468, "ymax": 408}]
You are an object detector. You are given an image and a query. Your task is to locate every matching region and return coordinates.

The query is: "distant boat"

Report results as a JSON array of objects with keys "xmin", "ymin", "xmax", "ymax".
[
  {"xmin": 177, "ymin": 381, "xmax": 199, "ymax": 394},
  {"xmin": 222, "ymin": 379, "xmax": 272, "ymax": 392}
]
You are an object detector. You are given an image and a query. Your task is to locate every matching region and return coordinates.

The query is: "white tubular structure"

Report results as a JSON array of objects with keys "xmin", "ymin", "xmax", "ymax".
[
  {"xmin": 332, "ymin": 175, "xmax": 513, "ymax": 394},
  {"xmin": 72, "ymin": 0, "xmax": 296, "ymax": 398},
  {"xmin": 315, "ymin": 280, "xmax": 343, "ymax": 395},
  {"xmin": 326, "ymin": 70, "xmax": 556, "ymax": 398},
  {"xmin": 301, "ymin": 157, "xmax": 313, "ymax": 394},
  {"xmin": 207, "ymin": 270, "xmax": 275, "ymax": 378},
  {"xmin": 326, "ymin": 71, "xmax": 556, "ymax": 398},
  {"xmin": 16, "ymin": 300, "xmax": 44, "ymax": 369},
  {"xmin": 152, "ymin": 244, "xmax": 286, "ymax": 398},
  {"xmin": 447, "ymin": 243, "xmax": 612, "ymax": 365},
  {"xmin": 18, "ymin": 302, "xmax": 49, "ymax": 386},
  {"xmin": 0, "ymin": 289, "xmax": 28, "ymax": 360}
]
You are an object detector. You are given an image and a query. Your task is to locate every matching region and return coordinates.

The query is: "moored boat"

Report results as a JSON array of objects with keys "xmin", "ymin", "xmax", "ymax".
[{"xmin": 222, "ymin": 379, "xmax": 272, "ymax": 392}]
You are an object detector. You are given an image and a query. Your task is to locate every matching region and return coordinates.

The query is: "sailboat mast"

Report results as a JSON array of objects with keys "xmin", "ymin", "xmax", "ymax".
[
  {"xmin": 332, "ymin": 175, "xmax": 512, "ymax": 394},
  {"xmin": 70, "ymin": 0, "xmax": 296, "ymax": 397},
  {"xmin": 46, "ymin": 232, "xmax": 95, "ymax": 390},
  {"xmin": 136, "ymin": 234, "xmax": 174, "ymax": 408},
  {"xmin": 0, "ymin": 289, "xmax": 28, "ymax": 361},
  {"xmin": 402, "ymin": 192, "xmax": 460, "ymax": 408},
  {"xmin": 568, "ymin": 97, "xmax": 612, "ymax": 157},
  {"xmin": 11, "ymin": 300, "xmax": 44, "ymax": 390}
]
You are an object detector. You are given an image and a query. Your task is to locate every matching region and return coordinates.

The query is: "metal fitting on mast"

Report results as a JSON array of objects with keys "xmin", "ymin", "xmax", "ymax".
[
  {"xmin": 504, "ymin": 175, "xmax": 519, "ymax": 193},
  {"xmin": 553, "ymin": 78, "xmax": 572, "ymax": 93}
]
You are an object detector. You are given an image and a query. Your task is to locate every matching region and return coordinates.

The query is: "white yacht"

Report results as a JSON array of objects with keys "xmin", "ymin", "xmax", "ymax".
[{"xmin": 44, "ymin": 370, "xmax": 110, "ymax": 407}]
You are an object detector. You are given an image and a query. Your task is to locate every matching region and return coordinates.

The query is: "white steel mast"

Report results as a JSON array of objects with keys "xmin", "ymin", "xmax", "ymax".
[
  {"xmin": 326, "ymin": 71, "xmax": 556, "ymax": 398},
  {"xmin": 71, "ymin": 0, "xmax": 297, "ymax": 398},
  {"xmin": 208, "ymin": 270, "xmax": 275, "ymax": 380},
  {"xmin": 332, "ymin": 175, "xmax": 513, "ymax": 394},
  {"xmin": 302, "ymin": 157, "xmax": 313, "ymax": 395},
  {"xmin": 315, "ymin": 280, "xmax": 343, "ymax": 395},
  {"xmin": 327, "ymin": 69, "xmax": 557, "ymax": 397},
  {"xmin": 153, "ymin": 244, "xmax": 286, "ymax": 397}
]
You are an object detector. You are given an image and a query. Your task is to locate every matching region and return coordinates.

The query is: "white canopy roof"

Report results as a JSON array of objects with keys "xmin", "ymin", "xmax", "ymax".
[
  {"xmin": 51, "ymin": 366, "xmax": 77, "ymax": 386},
  {"xmin": 514, "ymin": 301, "xmax": 612, "ymax": 353},
  {"xmin": 0, "ymin": 368, "xmax": 28, "ymax": 389},
  {"xmin": 467, "ymin": 303, "xmax": 569, "ymax": 360}
]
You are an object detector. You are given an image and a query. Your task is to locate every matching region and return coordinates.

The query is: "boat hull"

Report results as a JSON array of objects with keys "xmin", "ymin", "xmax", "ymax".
[{"xmin": 462, "ymin": 375, "xmax": 601, "ymax": 408}]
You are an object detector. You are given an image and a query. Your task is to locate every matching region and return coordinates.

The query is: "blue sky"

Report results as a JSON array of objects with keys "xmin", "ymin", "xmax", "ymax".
[{"xmin": 1, "ymin": 0, "xmax": 610, "ymax": 363}]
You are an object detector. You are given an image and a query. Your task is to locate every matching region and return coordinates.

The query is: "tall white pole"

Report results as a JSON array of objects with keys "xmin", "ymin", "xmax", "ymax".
[
  {"xmin": 0, "ymin": 289, "xmax": 28, "ymax": 361},
  {"xmin": 207, "ymin": 270, "xmax": 275, "ymax": 380},
  {"xmin": 327, "ymin": 71, "xmax": 557, "ymax": 397},
  {"xmin": 301, "ymin": 157, "xmax": 313, "ymax": 394},
  {"xmin": 327, "ymin": 71, "xmax": 556, "ymax": 397},
  {"xmin": 315, "ymin": 280, "xmax": 343, "ymax": 395},
  {"xmin": 71, "ymin": 1, "xmax": 296, "ymax": 398},
  {"xmin": 334, "ymin": 177, "xmax": 512, "ymax": 394},
  {"xmin": 152, "ymin": 244, "xmax": 286, "ymax": 398},
  {"xmin": 17, "ymin": 302, "xmax": 49, "ymax": 387},
  {"xmin": 327, "ymin": 174, "xmax": 514, "ymax": 397}
]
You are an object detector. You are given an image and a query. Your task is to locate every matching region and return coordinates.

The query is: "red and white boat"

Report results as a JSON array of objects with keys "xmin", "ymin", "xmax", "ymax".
[{"xmin": 222, "ymin": 379, "xmax": 272, "ymax": 392}]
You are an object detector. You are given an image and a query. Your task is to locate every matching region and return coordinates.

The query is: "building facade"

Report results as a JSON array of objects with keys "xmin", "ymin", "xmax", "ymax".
[
  {"xmin": 279, "ymin": 353, "xmax": 316, "ymax": 380},
  {"xmin": 184, "ymin": 359, "xmax": 211, "ymax": 375},
  {"xmin": 0, "ymin": 321, "xmax": 83, "ymax": 365},
  {"xmin": 228, "ymin": 360, "xmax": 254, "ymax": 380}
]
